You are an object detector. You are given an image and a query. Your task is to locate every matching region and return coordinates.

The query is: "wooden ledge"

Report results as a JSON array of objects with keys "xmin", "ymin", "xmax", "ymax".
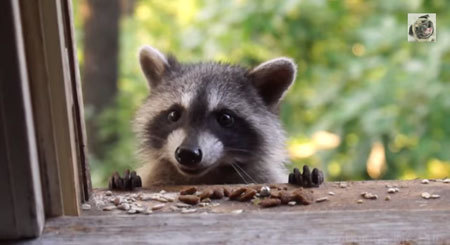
[{"xmin": 29, "ymin": 180, "xmax": 450, "ymax": 243}]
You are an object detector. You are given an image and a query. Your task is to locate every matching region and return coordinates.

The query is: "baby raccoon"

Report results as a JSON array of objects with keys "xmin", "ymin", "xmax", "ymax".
[{"xmin": 131, "ymin": 46, "xmax": 297, "ymax": 187}]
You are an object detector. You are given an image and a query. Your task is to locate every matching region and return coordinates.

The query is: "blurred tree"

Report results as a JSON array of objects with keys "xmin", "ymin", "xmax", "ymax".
[{"xmin": 82, "ymin": 0, "xmax": 120, "ymax": 158}]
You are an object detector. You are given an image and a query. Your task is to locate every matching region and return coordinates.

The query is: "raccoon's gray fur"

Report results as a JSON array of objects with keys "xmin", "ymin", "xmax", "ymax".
[{"xmin": 134, "ymin": 45, "xmax": 297, "ymax": 186}]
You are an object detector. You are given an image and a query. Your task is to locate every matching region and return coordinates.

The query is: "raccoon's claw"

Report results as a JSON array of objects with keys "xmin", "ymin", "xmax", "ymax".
[
  {"xmin": 108, "ymin": 169, "xmax": 142, "ymax": 191},
  {"xmin": 288, "ymin": 165, "xmax": 324, "ymax": 188}
]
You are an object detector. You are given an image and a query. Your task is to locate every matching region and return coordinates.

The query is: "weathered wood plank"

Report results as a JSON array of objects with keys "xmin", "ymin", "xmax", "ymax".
[
  {"xmin": 84, "ymin": 180, "xmax": 450, "ymax": 216},
  {"xmin": 27, "ymin": 210, "xmax": 450, "ymax": 244},
  {"xmin": 0, "ymin": 0, "xmax": 45, "ymax": 239},
  {"xmin": 37, "ymin": 0, "xmax": 82, "ymax": 216}
]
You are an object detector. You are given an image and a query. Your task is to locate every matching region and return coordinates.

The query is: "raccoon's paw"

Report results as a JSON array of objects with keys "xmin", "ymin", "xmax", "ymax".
[
  {"xmin": 288, "ymin": 165, "xmax": 324, "ymax": 188},
  {"xmin": 108, "ymin": 169, "xmax": 142, "ymax": 191}
]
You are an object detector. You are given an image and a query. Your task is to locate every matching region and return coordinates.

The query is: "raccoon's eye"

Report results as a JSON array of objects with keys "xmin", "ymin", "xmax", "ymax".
[
  {"xmin": 168, "ymin": 110, "xmax": 181, "ymax": 122},
  {"xmin": 217, "ymin": 112, "xmax": 234, "ymax": 128}
]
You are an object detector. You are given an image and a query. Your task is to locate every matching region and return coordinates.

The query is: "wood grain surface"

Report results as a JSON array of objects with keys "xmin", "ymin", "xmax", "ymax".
[{"xmin": 24, "ymin": 180, "xmax": 450, "ymax": 244}]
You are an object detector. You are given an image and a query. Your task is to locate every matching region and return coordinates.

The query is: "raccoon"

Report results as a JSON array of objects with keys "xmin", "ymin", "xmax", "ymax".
[{"xmin": 132, "ymin": 45, "xmax": 296, "ymax": 187}]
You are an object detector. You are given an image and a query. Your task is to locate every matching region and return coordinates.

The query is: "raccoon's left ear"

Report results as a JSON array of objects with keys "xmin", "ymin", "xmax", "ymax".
[{"xmin": 248, "ymin": 57, "xmax": 297, "ymax": 109}]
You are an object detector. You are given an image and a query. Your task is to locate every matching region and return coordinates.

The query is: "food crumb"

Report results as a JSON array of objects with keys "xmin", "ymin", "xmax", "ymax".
[
  {"xmin": 421, "ymin": 192, "xmax": 431, "ymax": 199},
  {"xmin": 315, "ymin": 197, "xmax": 328, "ymax": 203},
  {"xmin": 81, "ymin": 203, "xmax": 91, "ymax": 210},
  {"xmin": 430, "ymin": 194, "xmax": 440, "ymax": 199}
]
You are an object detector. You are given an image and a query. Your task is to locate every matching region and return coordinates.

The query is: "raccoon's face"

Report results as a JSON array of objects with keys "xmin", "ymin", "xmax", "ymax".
[
  {"xmin": 409, "ymin": 15, "xmax": 434, "ymax": 40},
  {"xmin": 134, "ymin": 46, "xmax": 296, "ymax": 177}
]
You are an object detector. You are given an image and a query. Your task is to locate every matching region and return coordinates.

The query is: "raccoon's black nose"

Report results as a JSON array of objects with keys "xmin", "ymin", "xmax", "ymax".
[{"xmin": 175, "ymin": 147, "xmax": 202, "ymax": 166}]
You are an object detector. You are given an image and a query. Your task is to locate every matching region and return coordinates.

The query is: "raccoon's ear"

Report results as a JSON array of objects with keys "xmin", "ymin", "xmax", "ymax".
[
  {"xmin": 139, "ymin": 45, "xmax": 170, "ymax": 88},
  {"xmin": 248, "ymin": 57, "xmax": 297, "ymax": 109}
]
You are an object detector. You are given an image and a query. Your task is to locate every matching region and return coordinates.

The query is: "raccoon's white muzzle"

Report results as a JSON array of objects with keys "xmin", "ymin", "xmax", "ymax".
[{"xmin": 166, "ymin": 129, "xmax": 224, "ymax": 176}]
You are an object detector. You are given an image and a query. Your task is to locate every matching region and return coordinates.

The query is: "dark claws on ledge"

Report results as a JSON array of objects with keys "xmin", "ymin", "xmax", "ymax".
[
  {"xmin": 108, "ymin": 169, "xmax": 142, "ymax": 190},
  {"xmin": 288, "ymin": 165, "xmax": 324, "ymax": 187}
]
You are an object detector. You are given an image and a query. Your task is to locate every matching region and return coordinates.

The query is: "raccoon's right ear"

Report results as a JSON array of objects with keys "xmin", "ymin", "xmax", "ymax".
[
  {"xmin": 248, "ymin": 57, "xmax": 297, "ymax": 110},
  {"xmin": 139, "ymin": 45, "xmax": 171, "ymax": 88}
]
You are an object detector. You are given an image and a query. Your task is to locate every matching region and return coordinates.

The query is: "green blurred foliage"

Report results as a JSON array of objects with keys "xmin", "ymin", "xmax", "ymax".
[{"xmin": 74, "ymin": 0, "xmax": 450, "ymax": 187}]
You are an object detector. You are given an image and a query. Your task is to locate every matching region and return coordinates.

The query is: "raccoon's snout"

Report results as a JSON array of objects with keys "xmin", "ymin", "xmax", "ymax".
[{"xmin": 175, "ymin": 146, "xmax": 202, "ymax": 166}]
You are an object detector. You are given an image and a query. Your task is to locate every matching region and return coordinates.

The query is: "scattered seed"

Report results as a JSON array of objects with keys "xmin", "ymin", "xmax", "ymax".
[
  {"xmin": 385, "ymin": 196, "xmax": 391, "ymax": 201},
  {"xmin": 259, "ymin": 186, "xmax": 271, "ymax": 197},
  {"xmin": 339, "ymin": 182, "xmax": 347, "ymax": 188},
  {"xmin": 170, "ymin": 206, "xmax": 180, "ymax": 211},
  {"xmin": 315, "ymin": 197, "xmax": 328, "ymax": 203},
  {"xmin": 387, "ymin": 188, "xmax": 396, "ymax": 194},
  {"xmin": 118, "ymin": 203, "xmax": 130, "ymax": 211},
  {"xmin": 81, "ymin": 203, "xmax": 91, "ymax": 210},
  {"xmin": 180, "ymin": 187, "xmax": 197, "ymax": 195},
  {"xmin": 421, "ymin": 179, "xmax": 429, "ymax": 184},
  {"xmin": 223, "ymin": 187, "xmax": 232, "ymax": 197},
  {"xmin": 431, "ymin": 194, "xmax": 440, "ymax": 199},
  {"xmin": 179, "ymin": 195, "xmax": 200, "ymax": 205},
  {"xmin": 156, "ymin": 197, "xmax": 169, "ymax": 202},
  {"xmin": 199, "ymin": 189, "xmax": 214, "ymax": 200},
  {"xmin": 270, "ymin": 190, "xmax": 281, "ymax": 198},
  {"xmin": 357, "ymin": 199, "xmax": 363, "ymax": 204},
  {"xmin": 421, "ymin": 192, "xmax": 431, "ymax": 199},
  {"xmin": 231, "ymin": 209, "xmax": 244, "ymax": 214},
  {"xmin": 112, "ymin": 197, "xmax": 121, "ymax": 205},
  {"xmin": 175, "ymin": 202, "xmax": 192, "ymax": 208},
  {"xmin": 198, "ymin": 202, "xmax": 210, "ymax": 207},
  {"xmin": 95, "ymin": 200, "xmax": 105, "ymax": 208},
  {"xmin": 105, "ymin": 190, "xmax": 112, "ymax": 196},
  {"xmin": 239, "ymin": 189, "xmax": 257, "ymax": 202},
  {"xmin": 361, "ymin": 192, "xmax": 378, "ymax": 200},
  {"xmin": 181, "ymin": 208, "xmax": 197, "ymax": 214},
  {"xmin": 278, "ymin": 191, "xmax": 294, "ymax": 204},
  {"xmin": 292, "ymin": 189, "xmax": 314, "ymax": 205},
  {"xmin": 102, "ymin": 205, "xmax": 116, "ymax": 211},
  {"xmin": 211, "ymin": 188, "xmax": 224, "ymax": 199},
  {"xmin": 328, "ymin": 191, "xmax": 335, "ymax": 196},
  {"xmin": 260, "ymin": 198, "xmax": 282, "ymax": 208},
  {"xmin": 287, "ymin": 201, "xmax": 296, "ymax": 206},
  {"xmin": 229, "ymin": 187, "xmax": 247, "ymax": 200},
  {"xmin": 151, "ymin": 203, "xmax": 165, "ymax": 210},
  {"xmin": 140, "ymin": 194, "xmax": 168, "ymax": 202},
  {"xmin": 443, "ymin": 179, "xmax": 450, "ymax": 184},
  {"xmin": 164, "ymin": 195, "xmax": 175, "ymax": 202}
]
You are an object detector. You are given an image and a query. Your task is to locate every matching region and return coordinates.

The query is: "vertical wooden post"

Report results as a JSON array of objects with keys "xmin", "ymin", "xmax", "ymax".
[
  {"xmin": 0, "ymin": 0, "xmax": 45, "ymax": 238},
  {"xmin": 19, "ymin": 0, "xmax": 90, "ymax": 217}
]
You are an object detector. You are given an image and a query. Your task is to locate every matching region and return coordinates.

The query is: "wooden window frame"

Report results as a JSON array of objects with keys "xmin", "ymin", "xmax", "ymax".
[{"xmin": 0, "ymin": 0, "xmax": 89, "ymax": 239}]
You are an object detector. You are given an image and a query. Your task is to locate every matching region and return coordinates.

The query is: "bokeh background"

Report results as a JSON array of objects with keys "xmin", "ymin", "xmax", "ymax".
[{"xmin": 73, "ymin": 0, "xmax": 450, "ymax": 187}]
